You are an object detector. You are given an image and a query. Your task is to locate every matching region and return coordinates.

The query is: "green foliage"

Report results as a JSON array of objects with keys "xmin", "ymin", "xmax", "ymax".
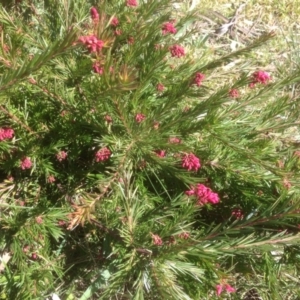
[{"xmin": 0, "ymin": 0, "xmax": 300, "ymax": 299}]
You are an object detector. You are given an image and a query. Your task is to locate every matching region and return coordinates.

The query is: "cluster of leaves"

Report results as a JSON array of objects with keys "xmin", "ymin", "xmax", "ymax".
[{"xmin": 1, "ymin": 0, "xmax": 300, "ymax": 299}]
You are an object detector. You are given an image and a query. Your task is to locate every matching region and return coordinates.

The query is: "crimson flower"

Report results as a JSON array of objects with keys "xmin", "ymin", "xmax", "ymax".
[
  {"xmin": 135, "ymin": 113, "xmax": 145, "ymax": 123},
  {"xmin": 90, "ymin": 7, "xmax": 99, "ymax": 21},
  {"xmin": 162, "ymin": 22, "xmax": 177, "ymax": 35},
  {"xmin": 127, "ymin": 0, "xmax": 138, "ymax": 7},
  {"xmin": 95, "ymin": 147, "xmax": 111, "ymax": 162},
  {"xmin": 182, "ymin": 153, "xmax": 201, "ymax": 172},
  {"xmin": 169, "ymin": 44, "xmax": 185, "ymax": 58},
  {"xmin": 21, "ymin": 157, "xmax": 32, "ymax": 170}
]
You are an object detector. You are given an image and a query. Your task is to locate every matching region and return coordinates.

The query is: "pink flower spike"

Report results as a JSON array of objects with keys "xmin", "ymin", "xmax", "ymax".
[
  {"xmin": 127, "ymin": 0, "xmax": 138, "ymax": 7},
  {"xmin": 95, "ymin": 147, "xmax": 111, "ymax": 162},
  {"xmin": 224, "ymin": 284, "xmax": 236, "ymax": 293},
  {"xmin": 162, "ymin": 22, "xmax": 177, "ymax": 35},
  {"xmin": 182, "ymin": 153, "xmax": 201, "ymax": 172},
  {"xmin": 111, "ymin": 17, "xmax": 119, "ymax": 27},
  {"xmin": 90, "ymin": 7, "xmax": 99, "ymax": 22},
  {"xmin": 169, "ymin": 45, "xmax": 185, "ymax": 58},
  {"xmin": 135, "ymin": 113, "xmax": 145, "ymax": 123},
  {"xmin": 21, "ymin": 157, "xmax": 32, "ymax": 170},
  {"xmin": 216, "ymin": 284, "xmax": 223, "ymax": 296}
]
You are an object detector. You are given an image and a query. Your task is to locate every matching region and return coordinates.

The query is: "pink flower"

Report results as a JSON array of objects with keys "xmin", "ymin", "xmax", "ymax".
[
  {"xmin": 229, "ymin": 88, "xmax": 239, "ymax": 98},
  {"xmin": 56, "ymin": 151, "xmax": 67, "ymax": 162},
  {"xmin": 283, "ymin": 178, "xmax": 291, "ymax": 189},
  {"xmin": 128, "ymin": 36, "xmax": 134, "ymax": 45},
  {"xmin": 47, "ymin": 175, "xmax": 56, "ymax": 184},
  {"xmin": 178, "ymin": 232, "xmax": 190, "ymax": 239},
  {"xmin": 162, "ymin": 22, "xmax": 177, "ymax": 35},
  {"xmin": 135, "ymin": 113, "xmax": 145, "ymax": 123},
  {"xmin": 78, "ymin": 35, "xmax": 104, "ymax": 53},
  {"xmin": 294, "ymin": 150, "xmax": 300, "ymax": 158},
  {"xmin": 114, "ymin": 29, "xmax": 122, "ymax": 36},
  {"xmin": 90, "ymin": 7, "xmax": 99, "ymax": 22},
  {"xmin": 151, "ymin": 233, "xmax": 163, "ymax": 245},
  {"xmin": 155, "ymin": 150, "xmax": 166, "ymax": 157},
  {"xmin": 95, "ymin": 147, "xmax": 111, "ymax": 162},
  {"xmin": 93, "ymin": 62, "xmax": 104, "ymax": 75},
  {"xmin": 104, "ymin": 115, "xmax": 113, "ymax": 123},
  {"xmin": 169, "ymin": 45, "xmax": 185, "ymax": 58},
  {"xmin": 156, "ymin": 83, "xmax": 165, "ymax": 92},
  {"xmin": 185, "ymin": 184, "xmax": 220, "ymax": 205},
  {"xmin": 0, "ymin": 127, "xmax": 14, "ymax": 141},
  {"xmin": 216, "ymin": 283, "xmax": 236, "ymax": 296},
  {"xmin": 216, "ymin": 285, "xmax": 223, "ymax": 296},
  {"xmin": 182, "ymin": 153, "xmax": 201, "ymax": 172},
  {"xmin": 31, "ymin": 253, "xmax": 38, "ymax": 260},
  {"xmin": 249, "ymin": 70, "xmax": 271, "ymax": 87},
  {"xmin": 127, "ymin": 0, "xmax": 138, "ymax": 7},
  {"xmin": 169, "ymin": 137, "xmax": 181, "ymax": 144},
  {"xmin": 35, "ymin": 216, "xmax": 43, "ymax": 224},
  {"xmin": 193, "ymin": 72, "xmax": 205, "ymax": 87},
  {"xmin": 111, "ymin": 17, "xmax": 119, "ymax": 27},
  {"xmin": 231, "ymin": 208, "xmax": 243, "ymax": 219},
  {"xmin": 20, "ymin": 157, "xmax": 32, "ymax": 170}
]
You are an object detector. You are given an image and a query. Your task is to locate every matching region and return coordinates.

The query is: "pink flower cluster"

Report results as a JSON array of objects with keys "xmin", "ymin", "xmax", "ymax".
[
  {"xmin": 111, "ymin": 17, "xmax": 119, "ymax": 27},
  {"xmin": 231, "ymin": 208, "xmax": 243, "ymax": 219},
  {"xmin": 127, "ymin": 0, "xmax": 138, "ymax": 7},
  {"xmin": 151, "ymin": 233, "xmax": 163, "ymax": 245},
  {"xmin": 93, "ymin": 62, "xmax": 104, "ymax": 75},
  {"xmin": 169, "ymin": 45, "xmax": 185, "ymax": 58},
  {"xmin": 156, "ymin": 83, "xmax": 165, "ymax": 92},
  {"xmin": 216, "ymin": 283, "xmax": 236, "ymax": 296},
  {"xmin": 0, "ymin": 127, "xmax": 14, "ymax": 141},
  {"xmin": 178, "ymin": 232, "xmax": 190, "ymax": 239},
  {"xmin": 162, "ymin": 22, "xmax": 177, "ymax": 35},
  {"xmin": 21, "ymin": 157, "xmax": 32, "ymax": 170},
  {"xmin": 169, "ymin": 137, "xmax": 181, "ymax": 144},
  {"xmin": 90, "ymin": 7, "xmax": 99, "ymax": 22},
  {"xmin": 155, "ymin": 150, "xmax": 166, "ymax": 157},
  {"xmin": 135, "ymin": 113, "xmax": 145, "ymax": 123},
  {"xmin": 78, "ymin": 35, "xmax": 104, "ymax": 53},
  {"xmin": 229, "ymin": 88, "xmax": 239, "ymax": 98},
  {"xmin": 56, "ymin": 151, "xmax": 67, "ymax": 162},
  {"xmin": 95, "ymin": 147, "xmax": 111, "ymax": 162},
  {"xmin": 182, "ymin": 153, "xmax": 201, "ymax": 172},
  {"xmin": 249, "ymin": 70, "xmax": 271, "ymax": 88},
  {"xmin": 193, "ymin": 72, "xmax": 205, "ymax": 87},
  {"xmin": 185, "ymin": 184, "xmax": 220, "ymax": 205}
]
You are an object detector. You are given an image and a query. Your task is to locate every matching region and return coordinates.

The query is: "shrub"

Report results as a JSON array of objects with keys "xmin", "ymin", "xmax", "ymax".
[{"xmin": 1, "ymin": 1, "xmax": 300, "ymax": 299}]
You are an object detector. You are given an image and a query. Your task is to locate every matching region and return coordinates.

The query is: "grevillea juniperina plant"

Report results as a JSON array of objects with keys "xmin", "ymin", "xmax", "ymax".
[{"xmin": 1, "ymin": 1, "xmax": 300, "ymax": 299}]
